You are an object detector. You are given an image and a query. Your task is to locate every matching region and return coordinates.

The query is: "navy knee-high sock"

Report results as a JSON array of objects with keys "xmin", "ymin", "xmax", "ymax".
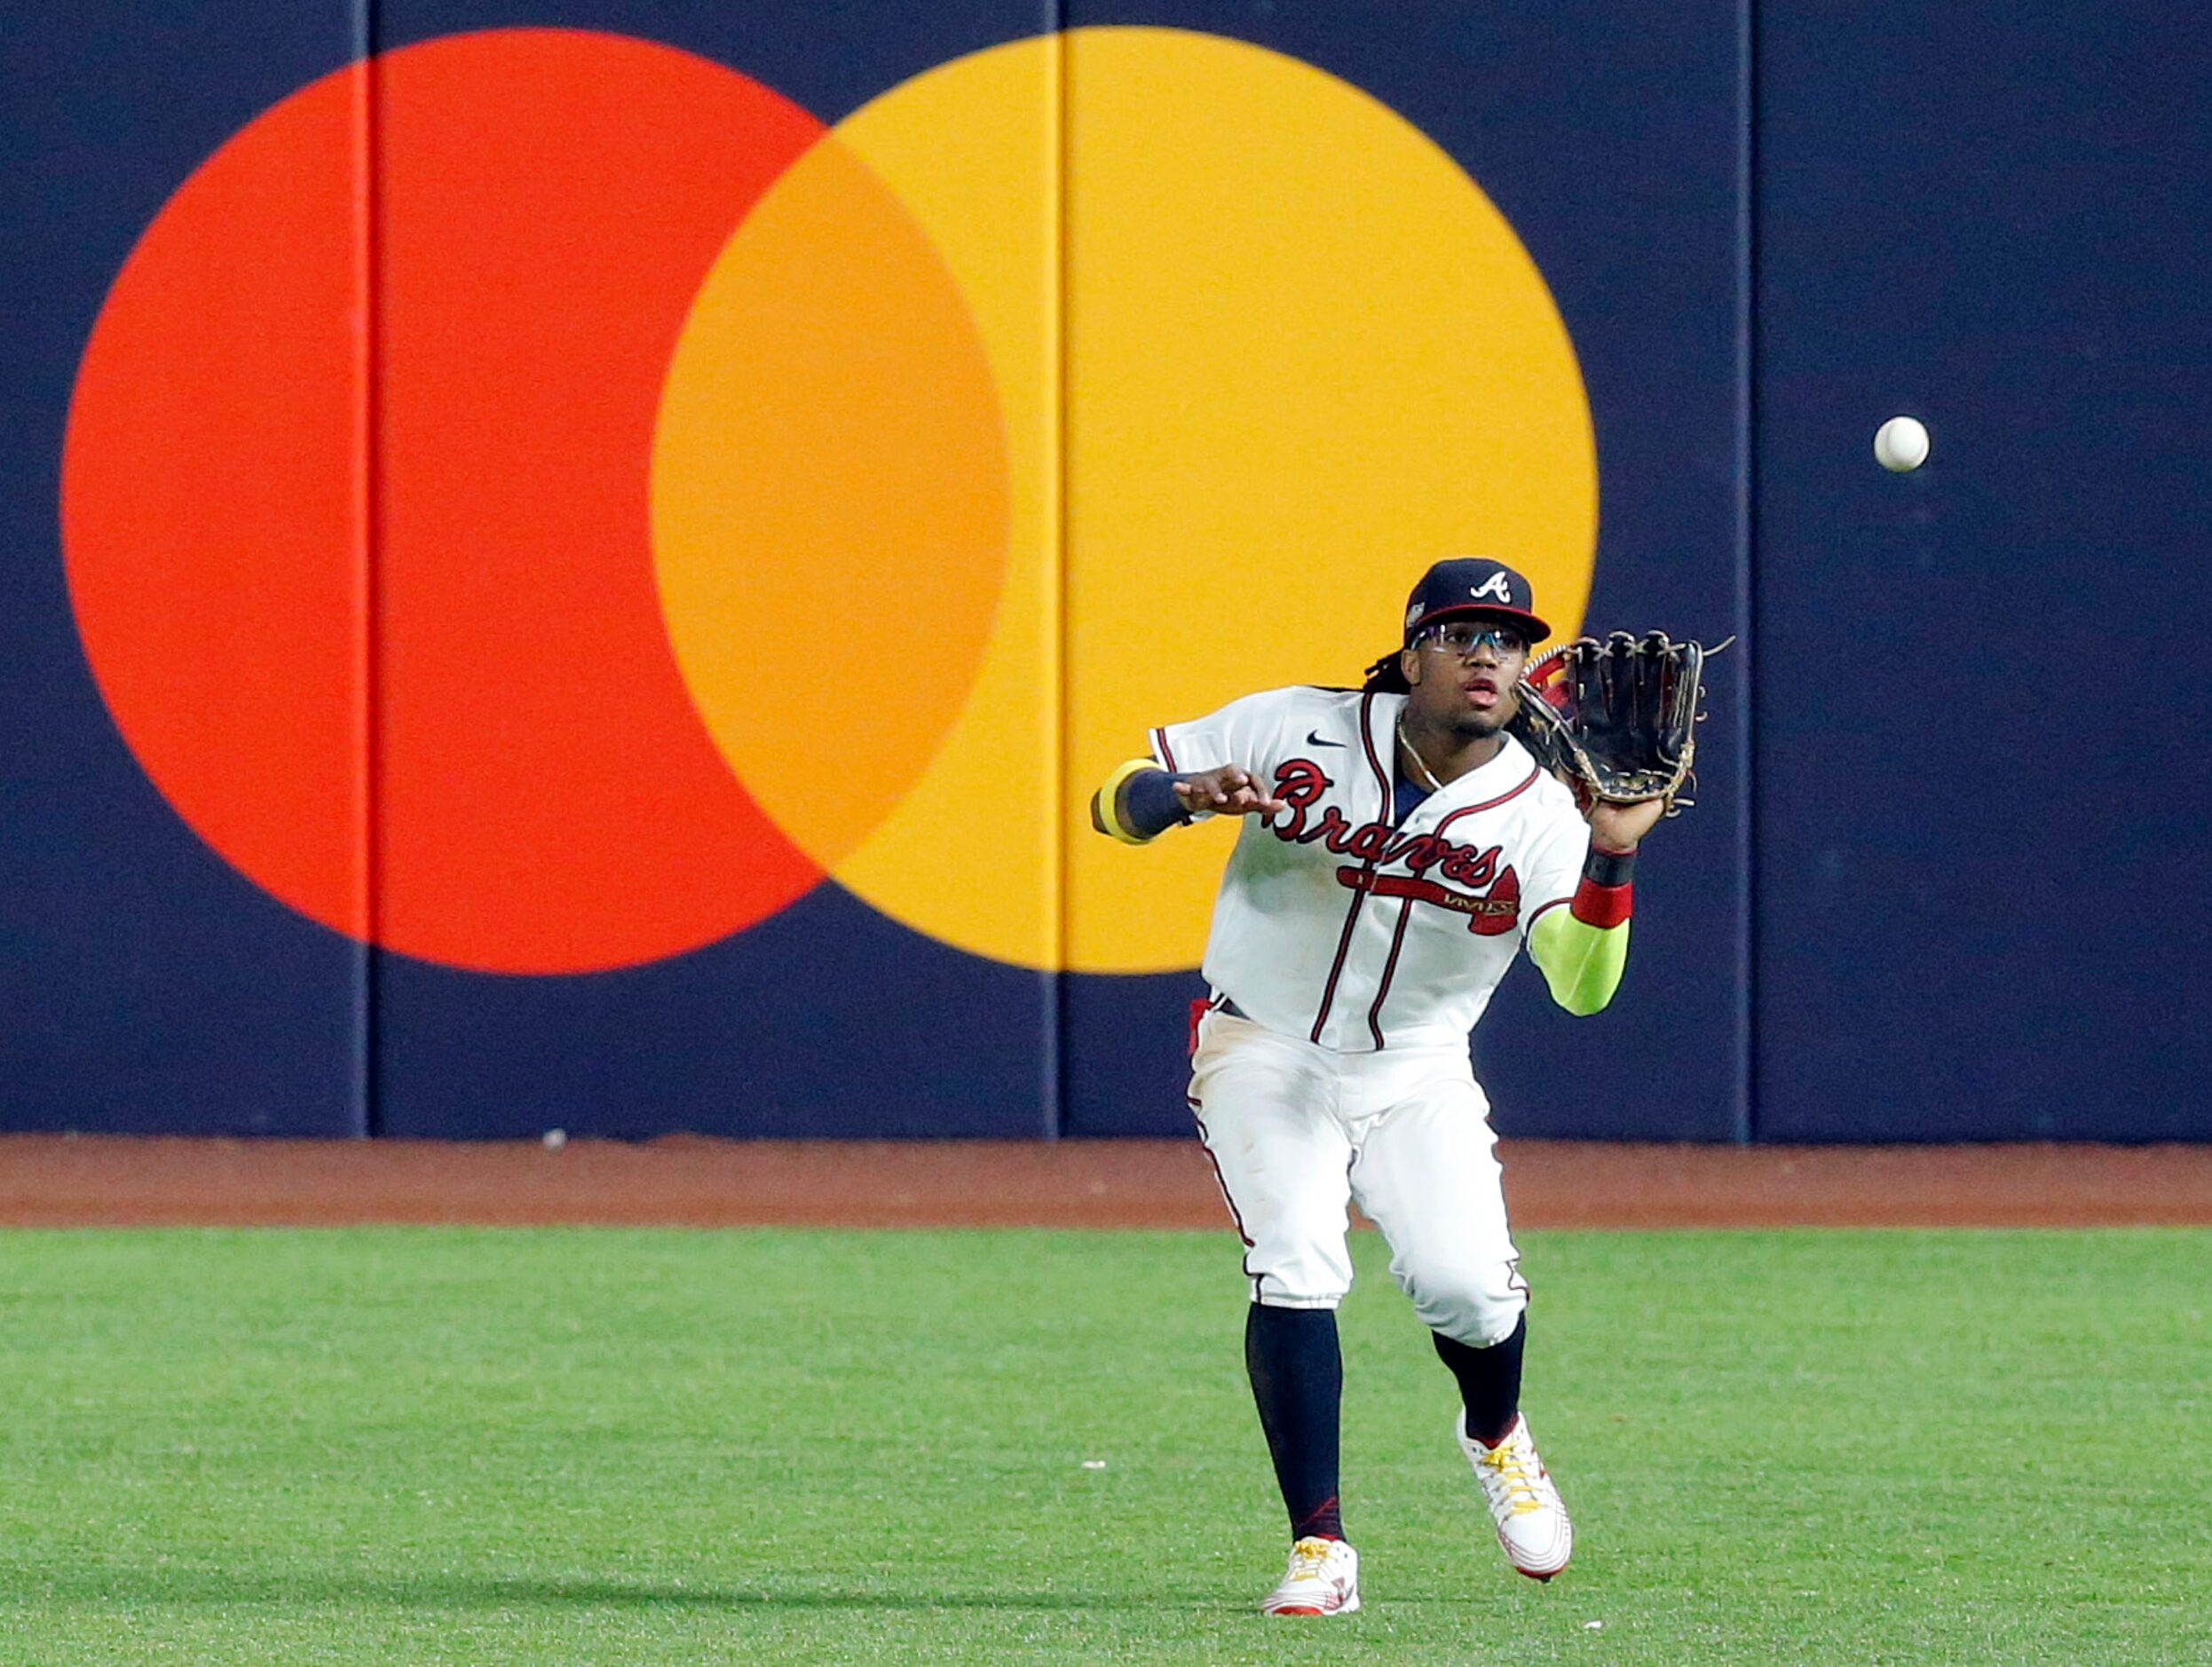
[
  {"xmin": 1244, "ymin": 1304, "xmax": 1344, "ymax": 1542},
  {"xmin": 1433, "ymin": 1313, "xmax": 1527, "ymax": 1447}
]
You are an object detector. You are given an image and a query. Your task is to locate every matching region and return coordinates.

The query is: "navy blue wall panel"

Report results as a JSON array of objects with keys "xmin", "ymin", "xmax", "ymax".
[
  {"xmin": 358, "ymin": 1, "xmax": 1058, "ymax": 1141},
  {"xmin": 1754, "ymin": 4, "xmax": 2212, "ymax": 1139},
  {"xmin": 1061, "ymin": 1, "xmax": 1750, "ymax": 1140},
  {"xmin": 363, "ymin": 0, "xmax": 1039, "ymax": 120},
  {"xmin": 1, "ymin": 4, "xmax": 367, "ymax": 1136},
  {"xmin": 375, "ymin": 887, "xmax": 1054, "ymax": 1140}
]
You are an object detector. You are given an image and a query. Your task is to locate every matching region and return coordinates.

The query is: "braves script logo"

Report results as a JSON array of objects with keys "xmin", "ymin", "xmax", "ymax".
[
  {"xmin": 1470, "ymin": 571, "xmax": 1515, "ymax": 602},
  {"xmin": 1268, "ymin": 759, "xmax": 1520, "ymax": 935}
]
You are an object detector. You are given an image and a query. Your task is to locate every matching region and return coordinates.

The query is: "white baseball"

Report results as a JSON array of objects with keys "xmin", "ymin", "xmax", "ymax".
[
  {"xmin": 542, "ymin": 1127, "xmax": 567, "ymax": 1150},
  {"xmin": 1873, "ymin": 415, "xmax": 1930, "ymax": 472}
]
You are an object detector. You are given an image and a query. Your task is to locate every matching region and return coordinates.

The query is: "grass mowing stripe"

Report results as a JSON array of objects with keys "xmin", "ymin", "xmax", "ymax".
[{"xmin": 0, "ymin": 1228, "xmax": 2203, "ymax": 1664}]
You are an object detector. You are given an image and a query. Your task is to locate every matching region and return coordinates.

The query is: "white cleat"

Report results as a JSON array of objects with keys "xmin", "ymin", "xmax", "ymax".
[
  {"xmin": 1260, "ymin": 1535, "xmax": 1362, "ymax": 1616},
  {"xmin": 1457, "ymin": 1411, "xmax": 1573, "ymax": 1580}
]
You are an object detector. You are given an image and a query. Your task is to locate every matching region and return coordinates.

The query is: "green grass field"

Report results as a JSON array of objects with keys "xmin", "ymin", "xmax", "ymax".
[{"xmin": 0, "ymin": 1226, "xmax": 2203, "ymax": 1664}]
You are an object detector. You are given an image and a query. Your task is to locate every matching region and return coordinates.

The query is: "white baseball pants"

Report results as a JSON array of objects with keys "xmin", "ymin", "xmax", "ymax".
[{"xmin": 1188, "ymin": 1008, "xmax": 1528, "ymax": 1347}]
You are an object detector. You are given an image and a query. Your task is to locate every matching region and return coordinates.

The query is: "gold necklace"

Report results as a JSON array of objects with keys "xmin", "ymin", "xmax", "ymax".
[{"xmin": 1395, "ymin": 717, "xmax": 1446, "ymax": 793}]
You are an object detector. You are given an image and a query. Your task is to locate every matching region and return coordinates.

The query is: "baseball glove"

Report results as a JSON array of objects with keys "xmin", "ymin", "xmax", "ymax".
[{"xmin": 1506, "ymin": 630, "xmax": 1715, "ymax": 812}]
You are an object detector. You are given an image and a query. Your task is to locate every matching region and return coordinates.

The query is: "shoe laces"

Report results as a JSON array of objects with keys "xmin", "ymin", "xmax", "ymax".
[
  {"xmin": 1476, "ymin": 1433, "xmax": 1546, "ymax": 1516},
  {"xmin": 1287, "ymin": 1536, "xmax": 1341, "ymax": 1577}
]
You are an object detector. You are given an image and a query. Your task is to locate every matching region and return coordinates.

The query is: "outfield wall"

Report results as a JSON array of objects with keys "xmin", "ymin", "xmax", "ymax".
[{"xmin": 5, "ymin": 3, "xmax": 2205, "ymax": 1142}]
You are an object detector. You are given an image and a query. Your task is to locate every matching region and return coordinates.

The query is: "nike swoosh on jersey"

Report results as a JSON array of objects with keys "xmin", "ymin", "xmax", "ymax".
[{"xmin": 1305, "ymin": 731, "xmax": 1347, "ymax": 747}]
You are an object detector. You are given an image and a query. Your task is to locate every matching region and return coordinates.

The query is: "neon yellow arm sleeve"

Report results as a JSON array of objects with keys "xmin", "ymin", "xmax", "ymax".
[{"xmin": 1528, "ymin": 907, "xmax": 1630, "ymax": 1016}]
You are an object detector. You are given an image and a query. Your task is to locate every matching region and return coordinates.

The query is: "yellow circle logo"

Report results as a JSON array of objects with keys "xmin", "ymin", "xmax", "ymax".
[{"xmin": 654, "ymin": 28, "xmax": 1596, "ymax": 975}]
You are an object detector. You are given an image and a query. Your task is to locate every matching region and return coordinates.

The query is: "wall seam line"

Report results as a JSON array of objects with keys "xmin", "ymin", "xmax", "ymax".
[
  {"xmin": 1734, "ymin": 0, "xmax": 1759, "ymax": 1146},
  {"xmin": 351, "ymin": 1, "xmax": 383, "ymax": 1141},
  {"xmin": 1047, "ymin": 8, "xmax": 1070, "ymax": 1141}
]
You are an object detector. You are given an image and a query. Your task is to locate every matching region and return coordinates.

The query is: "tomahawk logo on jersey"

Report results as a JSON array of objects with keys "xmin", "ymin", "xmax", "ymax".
[{"xmin": 1150, "ymin": 683, "xmax": 1590, "ymax": 1052}]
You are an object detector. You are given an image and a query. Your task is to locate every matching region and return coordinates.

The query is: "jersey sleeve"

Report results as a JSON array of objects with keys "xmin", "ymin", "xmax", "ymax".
[
  {"xmin": 1517, "ymin": 800, "xmax": 1592, "ymax": 940},
  {"xmin": 1149, "ymin": 691, "xmax": 1296, "ymax": 783}
]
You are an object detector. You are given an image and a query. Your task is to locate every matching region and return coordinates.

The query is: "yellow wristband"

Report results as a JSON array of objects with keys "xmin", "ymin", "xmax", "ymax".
[{"xmin": 1095, "ymin": 756, "xmax": 1167, "ymax": 845}]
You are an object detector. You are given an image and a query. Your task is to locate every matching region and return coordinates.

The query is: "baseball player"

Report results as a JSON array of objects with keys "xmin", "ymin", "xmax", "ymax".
[{"xmin": 1090, "ymin": 557, "xmax": 1663, "ymax": 1616}]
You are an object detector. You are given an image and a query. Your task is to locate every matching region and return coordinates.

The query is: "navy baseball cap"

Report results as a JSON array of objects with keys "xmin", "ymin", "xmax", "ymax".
[{"xmin": 1399, "ymin": 557, "xmax": 1552, "ymax": 646}]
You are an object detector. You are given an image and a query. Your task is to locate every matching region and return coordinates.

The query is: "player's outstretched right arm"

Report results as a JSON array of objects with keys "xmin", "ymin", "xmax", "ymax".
[{"xmin": 1090, "ymin": 762, "xmax": 1286, "ymax": 844}]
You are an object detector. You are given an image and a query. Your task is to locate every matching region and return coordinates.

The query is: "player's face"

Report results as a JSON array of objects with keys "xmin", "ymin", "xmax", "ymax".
[{"xmin": 1402, "ymin": 619, "xmax": 1530, "ymax": 736}]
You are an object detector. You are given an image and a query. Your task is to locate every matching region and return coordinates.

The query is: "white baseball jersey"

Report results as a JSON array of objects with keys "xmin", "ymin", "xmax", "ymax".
[{"xmin": 1152, "ymin": 684, "xmax": 1590, "ymax": 1052}]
